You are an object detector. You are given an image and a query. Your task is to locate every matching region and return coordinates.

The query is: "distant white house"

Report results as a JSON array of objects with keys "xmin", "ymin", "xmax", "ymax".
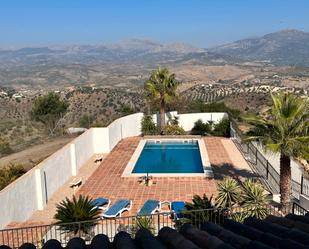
[
  {"xmin": 67, "ymin": 127, "xmax": 87, "ymax": 134},
  {"xmin": 12, "ymin": 93, "xmax": 23, "ymax": 98}
]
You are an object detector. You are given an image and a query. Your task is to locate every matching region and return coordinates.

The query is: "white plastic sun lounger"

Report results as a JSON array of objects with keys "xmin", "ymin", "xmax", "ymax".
[
  {"xmin": 91, "ymin": 197, "xmax": 111, "ymax": 211},
  {"xmin": 137, "ymin": 200, "xmax": 169, "ymax": 216},
  {"xmin": 102, "ymin": 199, "xmax": 132, "ymax": 218}
]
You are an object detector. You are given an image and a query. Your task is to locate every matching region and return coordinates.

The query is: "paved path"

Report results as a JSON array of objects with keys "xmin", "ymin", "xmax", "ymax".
[{"xmin": 205, "ymin": 137, "xmax": 256, "ymax": 182}]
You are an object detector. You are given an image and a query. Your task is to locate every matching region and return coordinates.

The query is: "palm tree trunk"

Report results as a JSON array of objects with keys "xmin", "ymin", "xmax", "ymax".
[
  {"xmin": 160, "ymin": 98, "xmax": 165, "ymax": 131},
  {"xmin": 280, "ymin": 154, "xmax": 291, "ymax": 208}
]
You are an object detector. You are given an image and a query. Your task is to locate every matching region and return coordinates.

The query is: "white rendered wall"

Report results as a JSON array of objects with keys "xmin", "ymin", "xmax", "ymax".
[
  {"xmin": 74, "ymin": 129, "xmax": 95, "ymax": 169},
  {"xmin": 108, "ymin": 113, "xmax": 143, "ymax": 151},
  {"xmin": 92, "ymin": 128, "xmax": 110, "ymax": 153},
  {"xmin": 0, "ymin": 171, "xmax": 38, "ymax": 228},
  {"xmin": 38, "ymin": 145, "xmax": 72, "ymax": 204},
  {"xmin": 152, "ymin": 112, "xmax": 228, "ymax": 131},
  {"xmin": 177, "ymin": 112, "xmax": 228, "ymax": 131}
]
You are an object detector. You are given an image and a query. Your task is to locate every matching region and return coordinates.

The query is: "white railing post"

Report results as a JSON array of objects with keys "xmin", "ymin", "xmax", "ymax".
[
  {"xmin": 70, "ymin": 143, "xmax": 77, "ymax": 176},
  {"xmin": 35, "ymin": 168, "xmax": 44, "ymax": 210}
]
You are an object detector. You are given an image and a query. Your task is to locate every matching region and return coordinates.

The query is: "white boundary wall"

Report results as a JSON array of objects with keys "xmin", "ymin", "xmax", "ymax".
[
  {"xmin": 177, "ymin": 112, "xmax": 227, "ymax": 131},
  {"xmin": 254, "ymin": 143, "xmax": 303, "ymax": 185},
  {"xmin": 0, "ymin": 112, "xmax": 226, "ymax": 228}
]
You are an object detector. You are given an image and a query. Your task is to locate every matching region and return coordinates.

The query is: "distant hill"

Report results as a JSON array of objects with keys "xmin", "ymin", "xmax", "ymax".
[
  {"xmin": 209, "ymin": 29, "xmax": 309, "ymax": 66},
  {"xmin": 0, "ymin": 39, "xmax": 243, "ymax": 69},
  {"xmin": 0, "ymin": 39, "xmax": 210, "ymax": 67},
  {"xmin": 1, "ymin": 30, "xmax": 309, "ymax": 68}
]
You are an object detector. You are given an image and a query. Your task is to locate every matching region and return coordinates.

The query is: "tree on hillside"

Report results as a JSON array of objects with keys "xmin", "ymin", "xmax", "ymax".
[
  {"xmin": 0, "ymin": 136, "xmax": 11, "ymax": 155},
  {"xmin": 79, "ymin": 114, "xmax": 94, "ymax": 129},
  {"xmin": 243, "ymin": 93, "xmax": 309, "ymax": 207},
  {"xmin": 144, "ymin": 67, "xmax": 180, "ymax": 130},
  {"xmin": 31, "ymin": 92, "xmax": 69, "ymax": 136},
  {"xmin": 0, "ymin": 163, "xmax": 26, "ymax": 190}
]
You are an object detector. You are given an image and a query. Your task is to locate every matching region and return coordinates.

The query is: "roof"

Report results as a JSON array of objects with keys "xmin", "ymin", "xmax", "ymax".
[{"xmin": 1, "ymin": 214, "xmax": 309, "ymax": 249}]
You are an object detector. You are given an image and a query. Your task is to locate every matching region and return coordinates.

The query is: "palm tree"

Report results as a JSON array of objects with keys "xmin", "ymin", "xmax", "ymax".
[
  {"xmin": 54, "ymin": 195, "xmax": 101, "ymax": 235},
  {"xmin": 144, "ymin": 67, "xmax": 179, "ymax": 130},
  {"xmin": 243, "ymin": 93, "xmax": 309, "ymax": 207}
]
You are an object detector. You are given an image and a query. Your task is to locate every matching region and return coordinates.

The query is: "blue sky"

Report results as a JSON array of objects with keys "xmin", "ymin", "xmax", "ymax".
[{"xmin": 1, "ymin": 0, "xmax": 309, "ymax": 48}]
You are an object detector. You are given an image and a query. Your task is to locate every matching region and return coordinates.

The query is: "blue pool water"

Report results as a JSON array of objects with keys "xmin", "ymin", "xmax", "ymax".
[{"xmin": 132, "ymin": 140, "xmax": 204, "ymax": 173}]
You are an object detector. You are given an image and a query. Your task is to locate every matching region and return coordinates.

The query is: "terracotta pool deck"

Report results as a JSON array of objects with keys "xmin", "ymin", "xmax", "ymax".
[
  {"xmin": 12, "ymin": 136, "xmax": 255, "ymax": 227},
  {"xmin": 77, "ymin": 136, "xmax": 254, "ymax": 215}
]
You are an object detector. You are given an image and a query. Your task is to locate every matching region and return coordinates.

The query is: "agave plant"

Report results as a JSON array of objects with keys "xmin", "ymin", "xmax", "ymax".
[
  {"xmin": 241, "ymin": 179, "xmax": 269, "ymax": 219},
  {"xmin": 54, "ymin": 195, "xmax": 101, "ymax": 235},
  {"xmin": 183, "ymin": 194, "xmax": 223, "ymax": 225},
  {"xmin": 130, "ymin": 216, "xmax": 155, "ymax": 238},
  {"xmin": 230, "ymin": 211, "xmax": 247, "ymax": 223},
  {"xmin": 215, "ymin": 178, "xmax": 242, "ymax": 208}
]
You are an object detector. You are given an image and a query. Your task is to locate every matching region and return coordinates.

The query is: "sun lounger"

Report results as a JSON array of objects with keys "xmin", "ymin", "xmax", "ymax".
[
  {"xmin": 102, "ymin": 199, "xmax": 132, "ymax": 218},
  {"xmin": 94, "ymin": 155, "xmax": 103, "ymax": 163},
  {"xmin": 137, "ymin": 200, "xmax": 168, "ymax": 216},
  {"xmin": 69, "ymin": 178, "xmax": 82, "ymax": 194},
  {"xmin": 170, "ymin": 201, "xmax": 186, "ymax": 220},
  {"xmin": 91, "ymin": 197, "xmax": 111, "ymax": 210}
]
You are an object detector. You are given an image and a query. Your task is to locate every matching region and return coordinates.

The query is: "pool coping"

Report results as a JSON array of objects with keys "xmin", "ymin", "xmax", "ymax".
[{"xmin": 121, "ymin": 138, "xmax": 214, "ymax": 178}]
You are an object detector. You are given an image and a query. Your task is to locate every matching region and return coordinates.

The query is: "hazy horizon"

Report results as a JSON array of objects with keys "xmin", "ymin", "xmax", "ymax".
[
  {"xmin": 0, "ymin": 28, "xmax": 308, "ymax": 51},
  {"xmin": 1, "ymin": 0, "xmax": 309, "ymax": 49}
]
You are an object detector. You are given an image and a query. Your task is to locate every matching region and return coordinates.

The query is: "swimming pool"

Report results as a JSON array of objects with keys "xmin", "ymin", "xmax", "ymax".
[
  {"xmin": 132, "ymin": 140, "xmax": 204, "ymax": 173},
  {"xmin": 122, "ymin": 138, "xmax": 213, "ymax": 177}
]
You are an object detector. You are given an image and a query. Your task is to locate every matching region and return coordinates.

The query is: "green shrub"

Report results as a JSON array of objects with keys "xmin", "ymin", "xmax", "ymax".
[
  {"xmin": 168, "ymin": 116, "xmax": 179, "ymax": 125},
  {"xmin": 119, "ymin": 104, "xmax": 135, "ymax": 116},
  {"xmin": 184, "ymin": 194, "xmax": 224, "ymax": 225},
  {"xmin": 30, "ymin": 92, "xmax": 69, "ymax": 136},
  {"xmin": 141, "ymin": 115, "xmax": 159, "ymax": 135},
  {"xmin": 212, "ymin": 118, "xmax": 230, "ymax": 137},
  {"xmin": 163, "ymin": 124, "xmax": 186, "ymax": 135},
  {"xmin": 230, "ymin": 211, "xmax": 247, "ymax": 223},
  {"xmin": 191, "ymin": 119, "xmax": 211, "ymax": 135},
  {"xmin": 91, "ymin": 121, "xmax": 105, "ymax": 127},
  {"xmin": 131, "ymin": 216, "xmax": 155, "ymax": 238},
  {"xmin": 185, "ymin": 194, "xmax": 214, "ymax": 211},
  {"xmin": 241, "ymin": 179, "xmax": 269, "ymax": 219},
  {"xmin": 187, "ymin": 101, "xmax": 241, "ymax": 119},
  {"xmin": 79, "ymin": 114, "xmax": 94, "ymax": 128},
  {"xmin": 214, "ymin": 178, "xmax": 270, "ymax": 222},
  {"xmin": 0, "ymin": 163, "xmax": 26, "ymax": 190},
  {"xmin": 54, "ymin": 195, "xmax": 100, "ymax": 235},
  {"xmin": 216, "ymin": 178, "xmax": 242, "ymax": 208},
  {"xmin": 0, "ymin": 136, "xmax": 11, "ymax": 155}
]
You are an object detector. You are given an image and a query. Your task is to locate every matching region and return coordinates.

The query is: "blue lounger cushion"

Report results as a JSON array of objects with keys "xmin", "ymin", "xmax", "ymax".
[
  {"xmin": 171, "ymin": 201, "xmax": 186, "ymax": 219},
  {"xmin": 103, "ymin": 199, "xmax": 131, "ymax": 217},
  {"xmin": 92, "ymin": 198, "xmax": 109, "ymax": 207},
  {"xmin": 138, "ymin": 200, "xmax": 160, "ymax": 216}
]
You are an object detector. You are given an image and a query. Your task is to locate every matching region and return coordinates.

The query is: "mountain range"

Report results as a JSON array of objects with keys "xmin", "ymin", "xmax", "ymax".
[
  {"xmin": 0, "ymin": 29, "xmax": 309, "ymax": 67},
  {"xmin": 209, "ymin": 29, "xmax": 309, "ymax": 66}
]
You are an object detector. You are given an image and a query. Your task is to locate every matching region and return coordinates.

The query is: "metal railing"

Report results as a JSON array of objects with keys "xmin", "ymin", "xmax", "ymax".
[
  {"xmin": 301, "ymin": 176, "xmax": 309, "ymax": 197},
  {"xmin": 292, "ymin": 202, "xmax": 309, "ymax": 216},
  {"xmin": 0, "ymin": 205, "xmax": 297, "ymax": 248},
  {"xmin": 230, "ymin": 122, "xmax": 308, "ymax": 200}
]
